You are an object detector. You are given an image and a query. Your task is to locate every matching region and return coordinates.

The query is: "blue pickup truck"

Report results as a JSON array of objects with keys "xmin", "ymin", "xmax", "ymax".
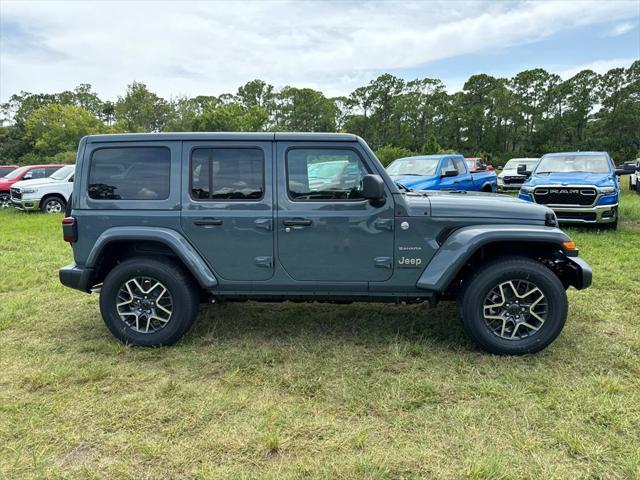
[
  {"xmin": 518, "ymin": 151, "xmax": 633, "ymax": 229},
  {"xmin": 387, "ymin": 154, "xmax": 497, "ymax": 192}
]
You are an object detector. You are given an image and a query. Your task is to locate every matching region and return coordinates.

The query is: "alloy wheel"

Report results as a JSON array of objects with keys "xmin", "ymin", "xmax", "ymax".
[
  {"xmin": 0, "ymin": 194, "xmax": 10, "ymax": 208},
  {"xmin": 116, "ymin": 277, "xmax": 173, "ymax": 333},
  {"xmin": 482, "ymin": 279, "xmax": 547, "ymax": 340},
  {"xmin": 45, "ymin": 200, "xmax": 63, "ymax": 213}
]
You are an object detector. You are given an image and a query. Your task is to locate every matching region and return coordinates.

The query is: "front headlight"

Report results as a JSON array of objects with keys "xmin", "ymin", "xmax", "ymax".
[
  {"xmin": 598, "ymin": 186, "xmax": 615, "ymax": 195},
  {"xmin": 520, "ymin": 185, "xmax": 534, "ymax": 193},
  {"xmin": 21, "ymin": 188, "xmax": 38, "ymax": 194}
]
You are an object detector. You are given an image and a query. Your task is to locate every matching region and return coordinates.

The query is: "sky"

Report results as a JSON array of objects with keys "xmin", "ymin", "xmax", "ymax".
[{"xmin": 1, "ymin": 0, "xmax": 639, "ymax": 102}]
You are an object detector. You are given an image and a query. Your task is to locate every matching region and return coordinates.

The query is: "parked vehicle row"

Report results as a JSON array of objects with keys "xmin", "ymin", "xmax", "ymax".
[
  {"xmin": 627, "ymin": 159, "xmax": 640, "ymax": 193},
  {"xmin": 0, "ymin": 164, "xmax": 74, "ymax": 213}
]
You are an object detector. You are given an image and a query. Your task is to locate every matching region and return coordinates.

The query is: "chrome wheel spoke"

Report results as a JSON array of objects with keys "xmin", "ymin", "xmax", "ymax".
[
  {"xmin": 115, "ymin": 276, "xmax": 173, "ymax": 334},
  {"xmin": 482, "ymin": 279, "xmax": 547, "ymax": 341}
]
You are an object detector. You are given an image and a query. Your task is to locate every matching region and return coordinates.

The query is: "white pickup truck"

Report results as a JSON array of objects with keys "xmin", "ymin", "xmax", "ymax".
[{"xmin": 10, "ymin": 165, "xmax": 75, "ymax": 213}]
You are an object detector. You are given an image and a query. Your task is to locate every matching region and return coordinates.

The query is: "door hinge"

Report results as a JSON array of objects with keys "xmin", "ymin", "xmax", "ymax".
[
  {"xmin": 374, "ymin": 256, "xmax": 393, "ymax": 268},
  {"xmin": 254, "ymin": 218, "xmax": 273, "ymax": 231},
  {"xmin": 374, "ymin": 218, "xmax": 393, "ymax": 231},
  {"xmin": 255, "ymin": 256, "xmax": 273, "ymax": 268}
]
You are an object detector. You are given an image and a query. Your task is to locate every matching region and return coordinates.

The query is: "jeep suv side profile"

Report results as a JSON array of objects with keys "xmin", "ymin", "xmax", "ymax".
[{"xmin": 59, "ymin": 133, "xmax": 592, "ymax": 355}]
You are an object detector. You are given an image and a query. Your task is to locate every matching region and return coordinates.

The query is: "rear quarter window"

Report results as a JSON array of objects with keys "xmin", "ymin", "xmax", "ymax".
[{"xmin": 88, "ymin": 147, "xmax": 171, "ymax": 200}]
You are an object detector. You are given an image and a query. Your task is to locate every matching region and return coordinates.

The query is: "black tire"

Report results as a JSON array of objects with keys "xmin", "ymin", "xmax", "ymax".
[
  {"xmin": 458, "ymin": 256, "xmax": 568, "ymax": 355},
  {"xmin": 40, "ymin": 196, "xmax": 65, "ymax": 214},
  {"xmin": 99, "ymin": 257, "xmax": 200, "ymax": 346},
  {"xmin": 0, "ymin": 192, "xmax": 10, "ymax": 209}
]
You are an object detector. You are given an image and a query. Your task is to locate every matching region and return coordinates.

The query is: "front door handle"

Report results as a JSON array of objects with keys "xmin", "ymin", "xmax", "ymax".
[
  {"xmin": 193, "ymin": 218, "xmax": 223, "ymax": 226},
  {"xmin": 283, "ymin": 219, "xmax": 312, "ymax": 227}
]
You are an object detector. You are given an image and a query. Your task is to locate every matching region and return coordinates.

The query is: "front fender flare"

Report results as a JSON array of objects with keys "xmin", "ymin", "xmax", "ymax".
[
  {"xmin": 86, "ymin": 227, "xmax": 218, "ymax": 289},
  {"xmin": 416, "ymin": 224, "xmax": 571, "ymax": 292}
]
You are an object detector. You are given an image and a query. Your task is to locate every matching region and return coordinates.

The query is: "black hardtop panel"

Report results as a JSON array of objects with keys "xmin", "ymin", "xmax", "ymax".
[{"xmin": 84, "ymin": 132, "xmax": 358, "ymax": 143}]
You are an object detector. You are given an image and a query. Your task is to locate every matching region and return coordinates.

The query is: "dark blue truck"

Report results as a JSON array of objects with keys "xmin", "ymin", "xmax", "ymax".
[
  {"xmin": 59, "ymin": 133, "xmax": 591, "ymax": 355},
  {"xmin": 518, "ymin": 152, "xmax": 633, "ymax": 229},
  {"xmin": 387, "ymin": 154, "xmax": 497, "ymax": 192}
]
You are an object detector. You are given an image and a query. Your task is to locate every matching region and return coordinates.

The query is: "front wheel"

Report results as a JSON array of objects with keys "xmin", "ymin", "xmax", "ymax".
[
  {"xmin": 458, "ymin": 256, "xmax": 568, "ymax": 355},
  {"xmin": 0, "ymin": 193, "xmax": 10, "ymax": 208},
  {"xmin": 40, "ymin": 196, "xmax": 65, "ymax": 214},
  {"xmin": 99, "ymin": 257, "xmax": 200, "ymax": 346}
]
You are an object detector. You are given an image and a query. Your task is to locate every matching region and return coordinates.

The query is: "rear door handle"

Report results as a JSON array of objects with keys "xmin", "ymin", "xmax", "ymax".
[
  {"xmin": 283, "ymin": 218, "xmax": 312, "ymax": 227},
  {"xmin": 194, "ymin": 218, "xmax": 223, "ymax": 226}
]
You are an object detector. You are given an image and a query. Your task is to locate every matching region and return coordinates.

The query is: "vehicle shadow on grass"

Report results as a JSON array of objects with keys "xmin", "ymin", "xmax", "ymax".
[{"xmin": 187, "ymin": 300, "xmax": 469, "ymax": 350}]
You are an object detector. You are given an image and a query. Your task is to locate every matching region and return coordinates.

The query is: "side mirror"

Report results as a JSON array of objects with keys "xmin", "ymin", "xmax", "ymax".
[
  {"xmin": 517, "ymin": 164, "xmax": 532, "ymax": 177},
  {"xmin": 441, "ymin": 170, "xmax": 458, "ymax": 178},
  {"xmin": 615, "ymin": 164, "xmax": 636, "ymax": 175},
  {"xmin": 23, "ymin": 173, "xmax": 33, "ymax": 180},
  {"xmin": 362, "ymin": 174, "xmax": 385, "ymax": 201}
]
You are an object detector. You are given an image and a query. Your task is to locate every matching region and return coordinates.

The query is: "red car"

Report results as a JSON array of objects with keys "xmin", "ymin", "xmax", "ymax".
[
  {"xmin": 0, "ymin": 165, "xmax": 18, "ymax": 178},
  {"xmin": 0, "ymin": 164, "xmax": 64, "ymax": 208},
  {"xmin": 465, "ymin": 157, "xmax": 494, "ymax": 173}
]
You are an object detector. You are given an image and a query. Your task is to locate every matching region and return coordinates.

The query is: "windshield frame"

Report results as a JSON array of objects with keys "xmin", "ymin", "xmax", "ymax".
[
  {"xmin": 387, "ymin": 158, "xmax": 440, "ymax": 177},
  {"xmin": 534, "ymin": 154, "xmax": 612, "ymax": 174},
  {"xmin": 3, "ymin": 166, "xmax": 30, "ymax": 180},
  {"xmin": 50, "ymin": 165, "xmax": 74, "ymax": 180}
]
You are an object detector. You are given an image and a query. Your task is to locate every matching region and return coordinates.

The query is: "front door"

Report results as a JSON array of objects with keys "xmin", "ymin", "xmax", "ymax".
[
  {"xmin": 180, "ymin": 141, "xmax": 274, "ymax": 281},
  {"xmin": 276, "ymin": 142, "xmax": 395, "ymax": 282}
]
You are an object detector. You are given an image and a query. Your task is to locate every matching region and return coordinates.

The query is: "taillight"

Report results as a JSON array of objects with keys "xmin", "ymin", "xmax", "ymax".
[{"xmin": 62, "ymin": 216, "xmax": 77, "ymax": 243}]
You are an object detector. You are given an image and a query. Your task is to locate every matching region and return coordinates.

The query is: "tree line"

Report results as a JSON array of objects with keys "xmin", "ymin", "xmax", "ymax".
[{"xmin": 1, "ymin": 60, "xmax": 638, "ymax": 167}]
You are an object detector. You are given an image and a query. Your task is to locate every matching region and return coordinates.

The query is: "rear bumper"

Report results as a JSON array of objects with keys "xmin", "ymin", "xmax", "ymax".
[
  {"xmin": 567, "ymin": 257, "xmax": 592, "ymax": 290},
  {"xmin": 550, "ymin": 204, "xmax": 617, "ymax": 224},
  {"xmin": 59, "ymin": 263, "xmax": 94, "ymax": 293}
]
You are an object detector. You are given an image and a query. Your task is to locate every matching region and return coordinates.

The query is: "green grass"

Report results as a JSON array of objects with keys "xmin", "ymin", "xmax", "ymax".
[{"xmin": 1, "ymin": 183, "xmax": 639, "ymax": 479}]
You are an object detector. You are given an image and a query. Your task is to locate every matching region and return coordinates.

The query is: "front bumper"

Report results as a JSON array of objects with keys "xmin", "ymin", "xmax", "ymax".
[
  {"xmin": 497, "ymin": 183, "xmax": 523, "ymax": 192},
  {"xmin": 550, "ymin": 204, "xmax": 618, "ymax": 224},
  {"xmin": 59, "ymin": 263, "xmax": 94, "ymax": 293},
  {"xmin": 11, "ymin": 198, "xmax": 40, "ymax": 211},
  {"xmin": 567, "ymin": 257, "xmax": 592, "ymax": 290}
]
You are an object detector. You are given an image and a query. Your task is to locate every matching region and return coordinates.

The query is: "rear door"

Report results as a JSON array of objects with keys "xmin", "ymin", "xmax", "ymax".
[
  {"xmin": 180, "ymin": 141, "xmax": 274, "ymax": 281},
  {"xmin": 275, "ymin": 142, "xmax": 394, "ymax": 283}
]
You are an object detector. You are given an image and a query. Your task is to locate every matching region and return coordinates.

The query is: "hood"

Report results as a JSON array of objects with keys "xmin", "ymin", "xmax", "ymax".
[
  {"xmin": 525, "ymin": 172, "xmax": 614, "ymax": 187},
  {"xmin": 391, "ymin": 174, "xmax": 439, "ymax": 190},
  {"xmin": 0, "ymin": 177, "xmax": 13, "ymax": 188},
  {"xmin": 405, "ymin": 190, "xmax": 552, "ymax": 222},
  {"xmin": 12, "ymin": 177, "xmax": 57, "ymax": 190}
]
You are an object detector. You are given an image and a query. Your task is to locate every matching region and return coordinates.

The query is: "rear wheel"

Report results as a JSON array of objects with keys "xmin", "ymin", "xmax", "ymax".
[
  {"xmin": 99, "ymin": 257, "xmax": 200, "ymax": 346},
  {"xmin": 40, "ymin": 196, "xmax": 65, "ymax": 214},
  {"xmin": 458, "ymin": 256, "xmax": 568, "ymax": 355}
]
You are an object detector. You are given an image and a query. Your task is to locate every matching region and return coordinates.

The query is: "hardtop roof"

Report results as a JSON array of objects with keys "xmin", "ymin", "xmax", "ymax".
[{"xmin": 84, "ymin": 132, "xmax": 359, "ymax": 143}]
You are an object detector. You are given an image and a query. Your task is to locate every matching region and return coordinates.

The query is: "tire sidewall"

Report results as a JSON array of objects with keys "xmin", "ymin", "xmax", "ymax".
[
  {"xmin": 41, "ymin": 197, "xmax": 65, "ymax": 214},
  {"xmin": 100, "ymin": 259, "xmax": 198, "ymax": 346},
  {"xmin": 461, "ymin": 259, "xmax": 567, "ymax": 355}
]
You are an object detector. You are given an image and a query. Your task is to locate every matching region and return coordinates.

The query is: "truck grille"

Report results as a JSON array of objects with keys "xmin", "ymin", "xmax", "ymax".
[
  {"xmin": 10, "ymin": 188, "xmax": 21, "ymax": 200},
  {"xmin": 533, "ymin": 187, "xmax": 597, "ymax": 206},
  {"xmin": 556, "ymin": 211, "xmax": 597, "ymax": 221},
  {"xmin": 503, "ymin": 176, "xmax": 524, "ymax": 185}
]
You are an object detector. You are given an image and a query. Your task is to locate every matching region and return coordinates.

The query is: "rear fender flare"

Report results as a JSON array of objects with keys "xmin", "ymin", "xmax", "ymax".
[
  {"xmin": 86, "ymin": 227, "xmax": 218, "ymax": 289},
  {"xmin": 416, "ymin": 224, "xmax": 571, "ymax": 292}
]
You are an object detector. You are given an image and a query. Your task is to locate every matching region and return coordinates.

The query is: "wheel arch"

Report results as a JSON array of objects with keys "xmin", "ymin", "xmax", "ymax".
[
  {"xmin": 86, "ymin": 227, "xmax": 218, "ymax": 290},
  {"xmin": 40, "ymin": 193, "xmax": 67, "ymax": 208},
  {"xmin": 416, "ymin": 225, "xmax": 582, "ymax": 294}
]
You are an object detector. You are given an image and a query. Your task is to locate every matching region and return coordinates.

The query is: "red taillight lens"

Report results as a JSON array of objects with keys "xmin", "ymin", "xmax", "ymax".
[{"xmin": 62, "ymin": 217, "xmax": 77, "ymax": 243}]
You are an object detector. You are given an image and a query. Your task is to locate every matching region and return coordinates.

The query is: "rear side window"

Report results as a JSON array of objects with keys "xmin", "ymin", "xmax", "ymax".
[
  {"xmin": 286, "ymin": 149, "xmax": 369, "ymax": 201},
  {"xmin": 190, "ymin": 148, "xmax": 264, "ymax": 200},
  {"xmin": 26, "ymin": 168, "xmax": 48, "ymax": 179},
  {"xmin": 453, "ymin": 158, "xmax": 466, "ymax": 174},
  {"xmin": 88, "ymin": 147, "xmax": 170, "ymax": 200}
]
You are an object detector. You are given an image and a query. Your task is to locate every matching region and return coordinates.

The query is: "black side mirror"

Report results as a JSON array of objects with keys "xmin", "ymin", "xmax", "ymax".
[
  {"xmin": 441, "ymin": 170, "xmax": 458, "ymax": 178},
  {"xmin": 517, "ymin": 164, "xmax": 532, "ymax": 177},
  {"xmin": 362, "ymin": 174, "xmax": 385, "ymax": 201},
  {"xmin": 615, "ymin": 164, "xmax": 636, "ymax": 175}
]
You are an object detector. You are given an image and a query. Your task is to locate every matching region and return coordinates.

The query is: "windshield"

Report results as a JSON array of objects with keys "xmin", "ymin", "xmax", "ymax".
[
  {"xmin": 535, "ymin": 155, "xmax": 611, "ymax": 174},
  {"xmin": 3, "ymin": 166, "xmax": 29, "ymax": 180},
  {"xmin": 504, "ymin": 159, "xmax": 538, "ymax": 170},
  {"xmin": 50, "ymin": 165, "xmax": 74, "ymax": 180},
  {"xmin": 387, "ymin": 158, "xmax": 439, "ymax": 176}
]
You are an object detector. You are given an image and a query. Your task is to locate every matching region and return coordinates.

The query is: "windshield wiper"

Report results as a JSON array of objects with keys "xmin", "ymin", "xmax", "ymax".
[{"xmin": 395, "ymin": 182, "xmax": 412, "ymax": 192}]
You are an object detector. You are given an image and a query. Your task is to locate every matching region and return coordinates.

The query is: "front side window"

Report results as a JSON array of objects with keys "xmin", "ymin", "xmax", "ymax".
[
  {"xmin": 88, "ymin": 147, "xmax": 171, "ymax": 200},
  {"xmin": 25, "ymin": 168, "xmax": 47, "ymax": 180},
  {"xmin": 287, "ymin": 149, "xmax": 369, "ymax": 201},
  {"xmin": 190, "ymin": 148, "xmax": 264, "ymax": 200}
]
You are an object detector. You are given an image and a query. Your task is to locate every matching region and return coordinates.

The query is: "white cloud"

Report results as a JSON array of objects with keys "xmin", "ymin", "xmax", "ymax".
[
  {"xmin": 557, "ymin": 58, "xmax": 637, "ymax": 80},
  {"xmin": 604, "ymin": 21, "xmax": 637, "ymax": 37},
  {"xmin": 0, "ymin": 0, "xmax": 638, "ymax": 101}
]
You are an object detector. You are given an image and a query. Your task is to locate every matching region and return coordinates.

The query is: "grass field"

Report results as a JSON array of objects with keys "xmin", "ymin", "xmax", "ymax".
[{"xmin": 1, "ymin": 183, "xmax": 639, "ymax": 479}]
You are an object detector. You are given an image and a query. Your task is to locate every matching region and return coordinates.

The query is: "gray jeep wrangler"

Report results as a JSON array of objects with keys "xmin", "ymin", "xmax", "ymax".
[{"xmin": 59, "ymin": 133, "xmax": 592, "ymax": 355}]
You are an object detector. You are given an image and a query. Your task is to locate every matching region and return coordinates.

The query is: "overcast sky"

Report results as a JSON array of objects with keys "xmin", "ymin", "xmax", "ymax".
[{"xmin": 1, "ymin": 0, "xmax": 639, "ymax": 102}]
